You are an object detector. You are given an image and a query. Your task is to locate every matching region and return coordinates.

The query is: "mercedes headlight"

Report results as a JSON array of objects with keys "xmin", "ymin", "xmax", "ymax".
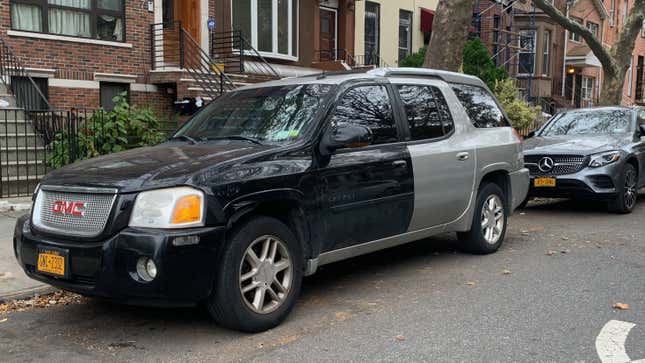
[
  {"xmin": 129, "ymin": 187, "xmax": 205, "ymax": 228},
  {"xmin": 589, "ymin": 151, "xmax": 620, "ymax": 168}
]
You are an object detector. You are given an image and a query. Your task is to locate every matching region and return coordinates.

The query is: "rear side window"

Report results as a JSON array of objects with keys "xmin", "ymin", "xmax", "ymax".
[
  {"xmin": 397, "ymin": 85, "xmax": 455, "ymax": 140},
  {"xmin": 451, "ymin": 84, "xmax": 509, "ymax": 128},
  {"xmin": 330, "ymin": 85, "xmax": 398, "ymax": 144}
]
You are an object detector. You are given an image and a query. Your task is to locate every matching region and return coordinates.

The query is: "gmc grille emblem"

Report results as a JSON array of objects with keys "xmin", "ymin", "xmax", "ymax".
[{"xmin": 52, "ymin": 200, "xmax": 86, "ymax": 217}]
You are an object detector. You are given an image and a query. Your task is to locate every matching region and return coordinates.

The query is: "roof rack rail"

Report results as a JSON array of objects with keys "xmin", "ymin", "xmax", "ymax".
[
  {"xmin": 295, "ymin": 68, "xmax": 369, "ymax": 80},
  {"xmin": 367, "ymin": 67, "xmax": 487, "ymax": 88}
]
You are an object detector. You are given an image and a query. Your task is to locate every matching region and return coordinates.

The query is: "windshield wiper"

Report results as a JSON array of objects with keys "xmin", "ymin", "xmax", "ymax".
[
  {"xmin": 169, "ymin": 135, "xmax": 199, "ymax": 144},
  {"xmin": 203, "ymin": 136, "xmax": 264, "ymax": 145}
]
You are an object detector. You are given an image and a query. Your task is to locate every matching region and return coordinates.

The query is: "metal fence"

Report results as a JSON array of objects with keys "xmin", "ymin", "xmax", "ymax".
[{"xmin": 0, "ymin": 108, "xmax": 175, "ymax": 198}]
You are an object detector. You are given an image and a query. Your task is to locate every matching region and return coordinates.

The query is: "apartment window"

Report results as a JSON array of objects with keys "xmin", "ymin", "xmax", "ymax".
[
  {"xmin": 582, "ymin": 77, "xmax": 595, "ymax": 101},
  {"xmin": 569, "ymin": 17, "xmax": 582, "ymax": 42},
  {"xmin": 364, "ymin": 2, "xmax": 380, "ymax": 66},
  {"xmin": 232, "ymin": 0, "xmax": 299, "ymax": 59},
  {"xmin": 627, "ymin": 56, "xmax": 634, "ymax": 97},
  {"xmin": 398, "ymin": 10, "xmax": 413, "ymax": 62},
  {"xmin": 542, "ymin": 30, "xmax": 551, "ymax": 75},
  {"xmin": 636, "ymin": 56, "xmax": 644, "ymax": 101},
  {"xmin": 518, "ymin": 30, "xmax": 535, "ymax": 74},
  {"xmin": 610, "ymin": 0, "xmax": 616, "ymax": 27},
  {"xmin": 493, "ymin": 15, "xmax": 501, "ymax": 66},
  {"xmin": 622, "ymin": 0, "xmax": 628, "ymax": 28},
  {"xmin": 586, "ymin": 21, "xmax": 599, "ymax": 38},
  {"xmin": 100, "ymin": 82, "xmax": 128, "ymax": 111},
  {"xmin": 10, "ymin": 0, "xmax": 124, "ymax": 41}
]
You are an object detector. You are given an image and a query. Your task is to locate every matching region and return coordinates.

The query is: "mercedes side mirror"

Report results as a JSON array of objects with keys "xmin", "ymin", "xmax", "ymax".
[{"xmin": 320, "ymin": 123, "xmax": 373, "ymax": 155}]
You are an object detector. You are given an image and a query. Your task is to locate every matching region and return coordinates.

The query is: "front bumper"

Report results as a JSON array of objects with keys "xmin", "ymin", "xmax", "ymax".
[
  {"xmin": 527, "ymin": 162, "xmax": 622, "ymax": 200},
  {"xmin": 13, "ymin": 215, "xmax": 226, "ymax": 306}
]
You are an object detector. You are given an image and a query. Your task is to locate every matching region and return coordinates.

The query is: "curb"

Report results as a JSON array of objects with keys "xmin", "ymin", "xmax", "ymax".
[
  {"xmin": 0, "ymin": 285, "xmax": 58, "ymax": 304},
  {"xmin": 0, "ymin": 198, "xmax": 32, "ymax": 213}
]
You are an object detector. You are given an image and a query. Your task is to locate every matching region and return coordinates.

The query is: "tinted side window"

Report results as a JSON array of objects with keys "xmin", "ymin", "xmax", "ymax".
[
  {"xmin": 451, "ymin": 84, "xmax": 509, "ymax": 128},
  {"xmin": 330, "ymin": 85, "xmax": 398, "ymax": 144},
  {"xmin": 397, "ymin": 85, "xmax": 455, "ymax": 140}
]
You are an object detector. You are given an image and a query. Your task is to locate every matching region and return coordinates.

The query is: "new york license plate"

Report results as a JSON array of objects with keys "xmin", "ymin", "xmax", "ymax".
[
  {"xmin": 534, "ymin": 177, "xmax": 556, "ymax": 187},
  {"xmin": 37, "ymin": 247, "xmax": 68, "ymax": 277}
]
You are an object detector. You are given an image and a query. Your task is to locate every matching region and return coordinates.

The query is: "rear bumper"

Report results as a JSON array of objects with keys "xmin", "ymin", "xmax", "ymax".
[
  {"xmin": 13, "ymin": 215, "xmax": 226, "ymax": 306},
  {"xmin": 510, "ymin": 168, "xmax": 530, "ymax": 211}
]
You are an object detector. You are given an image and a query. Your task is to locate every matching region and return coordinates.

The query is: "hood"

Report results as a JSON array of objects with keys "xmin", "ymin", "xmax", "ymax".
[
  {"xmin": 523, "ymin": 134, "xmax": 628, "ymax": 155},
  {"xmin": 41, "ymin": 141, "xmax": 277, "ymax": 193}
]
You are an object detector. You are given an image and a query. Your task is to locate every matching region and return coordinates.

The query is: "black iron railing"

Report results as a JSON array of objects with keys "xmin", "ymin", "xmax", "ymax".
[
  {"xmin": 314, "ymin": 49, "xmax": 358, "ymax": 66},
  {"xmin": 151, "ymin": 22, "xmax": 236, "ymax": 99},
  {"xmin": 352, "ymin": 51, "xmax": 391, "ymax": 68},
  {"xmin": 0, "ymin": 36, "xmax": 51, "ymax": 110},
  {"xmin": 210, "ymin": 30, "xmax": 280, "ymax": 82}
]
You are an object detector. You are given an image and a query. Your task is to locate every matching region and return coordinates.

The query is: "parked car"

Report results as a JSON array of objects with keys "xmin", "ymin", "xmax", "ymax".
[
  {"xmin": 523, "ymin": 106, "xmax": 645, "ymax": 213},
  {"xmin": 14, "ymin": 68, "xmax": 528, "ymax": 332}
]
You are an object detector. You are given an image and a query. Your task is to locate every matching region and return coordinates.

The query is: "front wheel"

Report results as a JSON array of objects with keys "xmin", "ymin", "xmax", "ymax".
[
  {"xmin": 206, "ymin": 216, "xmax": 303, "ymax": 333},
  {"xmin": 608, "ymin": 163, "xmax": 638, "ymax": 214},
  {"xmin": 457, "ymin": 183, "xmax": 508, "ymax": 254}
]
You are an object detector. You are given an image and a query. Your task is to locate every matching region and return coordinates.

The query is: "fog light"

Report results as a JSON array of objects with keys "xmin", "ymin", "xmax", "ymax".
[
  {"xmin": 172, "ymin": 235, "xmax": 200, "ymax": 246},
  {"xmin": 136, "ymin": 257, "xmax": 157, "ymax": 282}
]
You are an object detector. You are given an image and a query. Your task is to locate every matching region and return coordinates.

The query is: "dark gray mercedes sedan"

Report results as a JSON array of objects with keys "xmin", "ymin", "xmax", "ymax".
[{"xmin": 523, "ymin": 106, "xmax": 645, "ymax": 213}]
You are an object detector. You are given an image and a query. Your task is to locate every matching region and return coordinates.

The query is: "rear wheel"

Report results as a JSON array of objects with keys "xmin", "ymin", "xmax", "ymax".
[
  {"xmin": 608, "ymin": 163, "xmax": 638, "ymax": 214},
  {"xmin": 206, "ymin": 217, "xmax": 303, "ymax": 333},
  {"xmin": 457, "ymin": 183, "xmax": 508, "ymax": 254}
]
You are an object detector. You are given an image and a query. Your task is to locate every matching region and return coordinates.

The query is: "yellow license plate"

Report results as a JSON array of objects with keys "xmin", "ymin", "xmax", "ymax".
[
  {"xmin": 534, "ymin": 177, "xmax": 556, "ymax": 187},
  {"xmin": 37, "ymin": 251, "xmax": 66, "ymax": 276}
]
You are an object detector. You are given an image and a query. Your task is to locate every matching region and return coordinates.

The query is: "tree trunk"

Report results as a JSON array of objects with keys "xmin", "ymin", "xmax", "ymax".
[
  {"xmin": 599, "ymin": 69, "xmax": 626, "ymax": 106},
  {"xmin": 423, "ymin": 0, "xmax": 477, "ymax": 71}
]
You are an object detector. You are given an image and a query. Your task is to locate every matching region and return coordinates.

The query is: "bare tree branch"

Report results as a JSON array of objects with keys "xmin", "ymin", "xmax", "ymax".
[{"xmin": 610, "ymin": 0, "xmax": 645, "ymax": 69}]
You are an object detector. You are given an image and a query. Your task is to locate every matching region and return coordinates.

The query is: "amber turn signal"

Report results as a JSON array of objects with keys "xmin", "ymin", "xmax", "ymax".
[{"xmin": 171, "ymin": 195, "xmax": 203, "ymax": 225}]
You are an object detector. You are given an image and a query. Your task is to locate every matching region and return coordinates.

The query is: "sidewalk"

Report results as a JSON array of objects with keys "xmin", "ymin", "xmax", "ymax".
[{"xmin": 0, "ymin": 207, "xmax": 56, "ymax": 302}]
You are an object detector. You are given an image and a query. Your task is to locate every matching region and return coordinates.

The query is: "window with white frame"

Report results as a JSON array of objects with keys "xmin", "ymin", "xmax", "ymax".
[
  {"xmin": 609, "ymin": 0, "xmax": 616, "ymax": 27},
  {"xmin": 582, "ymin": 76, "xmax": 595, "ymax": 100},
  {"xmin": 10, "ymin": 0, "xmax": 124, "ymax": 41},
  {"xmin": 232, "ymin": 0, "xmax": 299, "ymax": 60},
  {"xmin": 542, "ymin": 30, "xmax": 551, "ymax": 75},
  {"xmin": 627, "ymin": 56, "xmax": 634, "ymax": 97},
  {"xmin": 569, "ymin": 17, "xmax": 582, "ymax": 42},
  {"xmin": 518, "ymin": 30, "xmax": 535, "ymax": 74},
  {"xmin": 586, "ymin": 21, "xmax": 599, "ymax": 38}
]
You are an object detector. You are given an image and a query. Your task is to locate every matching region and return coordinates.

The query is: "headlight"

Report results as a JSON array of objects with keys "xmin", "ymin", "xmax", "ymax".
[
  {"xmin": 589, "ymin": 151, "xmax": 620, "ymax": 168},
  {"xmin": 129, "ymin": 187, "xmax": 205, "ymax": 228}
]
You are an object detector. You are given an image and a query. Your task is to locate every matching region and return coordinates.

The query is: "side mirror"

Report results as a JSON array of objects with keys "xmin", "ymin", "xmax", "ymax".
[{"xmin": 320, "ymin": 123, "xmax": 373, "ymax": 155}]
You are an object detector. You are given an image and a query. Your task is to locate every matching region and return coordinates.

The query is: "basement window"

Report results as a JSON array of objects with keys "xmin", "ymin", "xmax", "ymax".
[{"xmin": 10, "ymin": 0, "xmax": 125, "ymax": 42}]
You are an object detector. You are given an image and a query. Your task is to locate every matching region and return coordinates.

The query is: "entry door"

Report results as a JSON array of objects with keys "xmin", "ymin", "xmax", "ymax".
[
  {"xmin": 318, "ymin": 85, "xmax": 414, "ymax": 251},
  {"xmin": 175, "ymin": 0, "xmax": 201, "ymax": 44},
  {"xmin": 319, "ymin": 8, "xmax": 337, "ymax": 61},
  {"xmin": 574, "ymin": 74, "xmax": 582, "ymax": 108}
]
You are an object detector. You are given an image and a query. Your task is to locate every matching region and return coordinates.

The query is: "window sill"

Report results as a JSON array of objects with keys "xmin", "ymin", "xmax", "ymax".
[{"xmin": 7, "ymin": 30, "xmax": 133, "ymax": 48}]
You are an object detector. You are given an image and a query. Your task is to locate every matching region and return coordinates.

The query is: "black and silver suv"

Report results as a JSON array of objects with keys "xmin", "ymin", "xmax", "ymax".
[
  {"xmin": 524, "ymin": 106, "xmax": 645, "ymax": 213},
  {"xmin": 14, "ymin": 68, "xmax": 528, "ymax": 332}
]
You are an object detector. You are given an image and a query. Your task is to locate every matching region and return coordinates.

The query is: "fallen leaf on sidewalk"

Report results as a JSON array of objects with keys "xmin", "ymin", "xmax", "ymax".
[
  {"xmin": 502, "ymin": 269, "xmax": 512, "ymax": 275},
  {"xmin": 561, "ymin": 249, "xmax": 570, "ymax": 254},
  {"xmin": 612, "ymin": 303, "xmax": 630, "ymax": 310},
  {"xmin": 0, "ymin": 272, "xmax": 12, "ymax": 280},
  {"xmin": 395, "ymin": 335, "xmax": 406, "ymax": 341},
  {"xmin": 547, "ymin": 250, "xmax": 557, "ymax": 256},
  {"xmin": 465, "ymin": 281, "xmax": 476, "ymax": 286},
  {"xmin": 0, "ymin": 318, "xmax": 7, "ymax": 323}
]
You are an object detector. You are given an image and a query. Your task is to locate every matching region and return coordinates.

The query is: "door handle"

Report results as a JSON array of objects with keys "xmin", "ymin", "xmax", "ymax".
[
  {"xmin": 456, "ymin": 152, "xmax": 470, "ymax": 161},
  {"xmin": 392, "ymin": 160, "xmax": 408, "ymax": 168}
]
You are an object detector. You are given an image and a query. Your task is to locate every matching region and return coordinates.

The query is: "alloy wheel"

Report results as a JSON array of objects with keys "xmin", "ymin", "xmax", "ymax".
[
  {"xmin": 239, "ymin": 235, "xmax": 293, "ymax": 315},
  {"xmin": 481, "ymin": 195, "xmax": 505, "ymax": 245},
  {"xmin": 624, "ymin": 168, "xmax": 638, "ymax": 210}
]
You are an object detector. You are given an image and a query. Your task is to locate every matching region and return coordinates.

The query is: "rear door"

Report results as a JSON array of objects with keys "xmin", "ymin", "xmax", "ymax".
[
  {"xmin": 318, "ymin": 84, "xmax": 414, "ymax": 251},
  {"xmin": 392, "ymin": 80, "xmax": 476, "ymax": 229}
]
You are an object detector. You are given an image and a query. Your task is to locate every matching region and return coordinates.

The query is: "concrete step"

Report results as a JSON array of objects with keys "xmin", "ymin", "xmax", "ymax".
[
  {"xmin": 0, "ymin": 120, "xmax": 36, "ymax": 134},
  {"xmin": 1, "ymin": 160, "xmax": 48, "ymax": 178},
  {"xmin": 0, "ymin": 146, "xmax": 47, "ymax": 162},
  {"xmin": 0, "ymin": 133, "xmax": 45, "ymax": 148}
]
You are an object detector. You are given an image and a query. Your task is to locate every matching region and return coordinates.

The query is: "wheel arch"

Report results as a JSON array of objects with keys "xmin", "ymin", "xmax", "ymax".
[{"xmin": 478, "ymin": 168, "xmax": 512, "ymax": 210}]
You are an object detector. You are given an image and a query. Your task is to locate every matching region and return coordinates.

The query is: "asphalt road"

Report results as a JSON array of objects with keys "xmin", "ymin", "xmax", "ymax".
[{"xmin": 1, "ymin": 196, "xmax": 644, "ymax": 362}]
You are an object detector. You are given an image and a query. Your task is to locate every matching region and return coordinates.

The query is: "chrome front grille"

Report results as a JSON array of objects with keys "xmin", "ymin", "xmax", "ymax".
[
  {"xmin": 33, "ymin": 186, "xmax": 117, "ymax": 237},
  {"xmin": 525, "ymin": 155, "xmax": 588, "ymax": 176}
]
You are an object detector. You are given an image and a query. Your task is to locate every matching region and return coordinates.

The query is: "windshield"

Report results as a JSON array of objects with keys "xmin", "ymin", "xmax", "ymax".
[
  {"xmin": 540, "ymin": 109, "xmax": 632, "ymax": 136},
  {"xmin": 175, "ymin": 84, "xmax": 334, "ymax": 144}
]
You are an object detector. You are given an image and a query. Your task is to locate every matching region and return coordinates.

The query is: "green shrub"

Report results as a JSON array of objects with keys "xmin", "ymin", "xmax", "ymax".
[
  {"xmin": 462, "ymin": 38, "xmax": 508, "ymax": 90},
  {"xmin": 493, "ymin": 78, "xmax": 541, "ymax": 131},
  {"xmin": 399, "ymin": 46, "xmax": 427, "ymax": 68},
  {"xmin": 48, "ymin": 93, "xmax": 167, "ymax": 168}
]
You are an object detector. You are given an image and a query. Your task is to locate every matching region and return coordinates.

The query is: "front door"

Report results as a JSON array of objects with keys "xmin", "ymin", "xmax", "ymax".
[
  {"xmin": 319, "ymin": 8, "xmax": 337, "ymax": 61},
  {"xmin": 318, "ymin": 84, "xmax": 414, "ymax": 251},
  {"xmin": 175, "ymin": 0, "xmax": 201, "ymax": 43}
]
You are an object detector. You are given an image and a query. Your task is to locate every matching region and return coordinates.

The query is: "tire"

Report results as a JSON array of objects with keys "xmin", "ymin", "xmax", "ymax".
[
  {"xmin": 608, "ymin": 163, "xmax": 638, "ymax": 214},
  {"xmin": 206, "ymin": 216, "xmax": 303, "ymax": 333},
  {"xmin": 457, "ymin": 182, "xmax": 508, "ymax": 255}
]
